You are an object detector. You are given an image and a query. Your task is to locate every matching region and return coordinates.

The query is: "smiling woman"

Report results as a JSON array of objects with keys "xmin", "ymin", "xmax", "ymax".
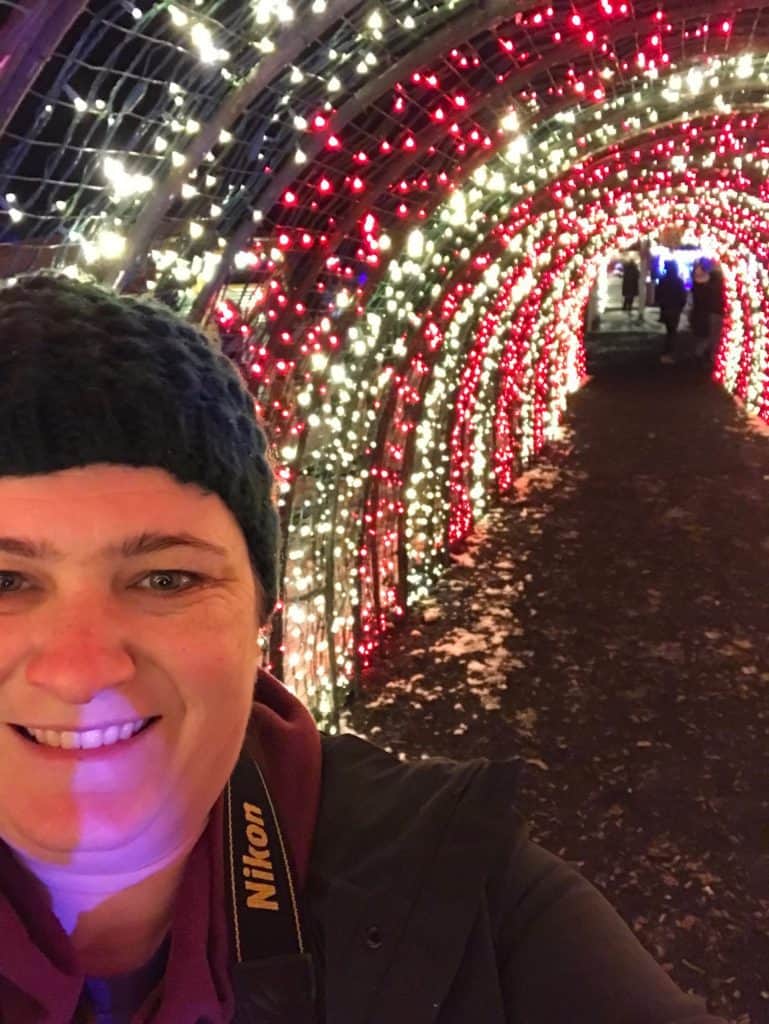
[
  {"xmin": 0, "ymin": 463, "xmax": 262, "ymax": 988},
  {"xmin": 0, "ymin": 274, "xmax": 730, "ymax": 1024}
]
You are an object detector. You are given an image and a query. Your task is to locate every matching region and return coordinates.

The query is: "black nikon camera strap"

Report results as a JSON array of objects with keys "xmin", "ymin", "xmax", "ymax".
[{"xmin": 223, "ymin": 748, "xmax": 306, "ymax": 963}]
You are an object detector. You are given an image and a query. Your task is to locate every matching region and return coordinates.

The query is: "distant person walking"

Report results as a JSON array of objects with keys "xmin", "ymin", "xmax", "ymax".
[
  {"xmin": 690, "ymin": 260, "xmax": 712, "ymax": 355},
  {"xmin": 706, "ymin": 262, "xmax": 725, "ymax": 365},
  {"xmin": 656, "ymin": 260, "xmax": 687, "ymax": 364},
  {"xmin": 622, "ymin": 259, "xmax": 640, "ymax": 313}
]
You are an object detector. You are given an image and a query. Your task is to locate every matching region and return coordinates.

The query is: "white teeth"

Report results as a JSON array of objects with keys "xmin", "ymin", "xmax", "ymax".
[
  {"xmin": 23, "ymin": 719, "xmax": 148, "ymax": 751},
  {"xmin": 80, "ymin": 728, "xmax": 105, "ymax": 750},
  {"xmin": 103, "ymin": 725, "xmax": 121, "ymax": 746}
]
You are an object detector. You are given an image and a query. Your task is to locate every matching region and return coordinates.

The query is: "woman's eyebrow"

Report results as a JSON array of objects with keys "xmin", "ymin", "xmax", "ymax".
[
  {"xmin": 0, "ymin": 537, "xmax": 59, "ymax": 559},
  {"xmin": 114, "ymin": 532, "xmax": 229, "ymax": 559},
  {"xmin": 0, "ymin": 533, "xmax": 229, "ymax": 560}
]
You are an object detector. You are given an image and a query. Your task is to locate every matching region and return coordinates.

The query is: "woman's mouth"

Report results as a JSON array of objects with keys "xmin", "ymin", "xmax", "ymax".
[{"xmin": 10, "ymin": 717, "xmax": 159, "ymax": 752}]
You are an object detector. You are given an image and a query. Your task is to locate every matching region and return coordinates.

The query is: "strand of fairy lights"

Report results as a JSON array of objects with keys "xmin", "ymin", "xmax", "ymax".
[{"xmin": 6, "ymin": 3, "xmax": 769, "ymax": 721}]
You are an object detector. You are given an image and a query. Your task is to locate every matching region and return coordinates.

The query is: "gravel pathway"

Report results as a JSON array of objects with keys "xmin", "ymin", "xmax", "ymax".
[{"xmin": 346, "ymin": 362, "xmax": 769, "ymax": 1024}]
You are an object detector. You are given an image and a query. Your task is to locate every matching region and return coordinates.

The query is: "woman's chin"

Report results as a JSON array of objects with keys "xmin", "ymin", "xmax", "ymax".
[{"xmin": 3, "ymin": 794, "xmax": 172, "ymax": 867}]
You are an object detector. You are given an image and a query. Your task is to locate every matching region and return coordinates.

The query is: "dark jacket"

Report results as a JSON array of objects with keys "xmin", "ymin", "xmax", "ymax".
[
  {"xmin": 0, "ymin": 726, "xmax": 727, "ymax": 1023},
  {"xmin": 656, "ymin": 274, "xmax": 687, "ymax": 315},
  {"xmin": 622, "ymin": 262, "xmax": 640, "ymax": 298},
  {"xmin": 263, "ymin": 735, "xmax": 727, "ymax": 1024},
  {"xmin": 708, "ymin": 270, "xmax": 725, "ymax": 315}
]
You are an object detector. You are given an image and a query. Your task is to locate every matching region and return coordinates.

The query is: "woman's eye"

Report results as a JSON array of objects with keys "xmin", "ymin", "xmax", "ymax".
[
  {"xmin": 137, "ymin": 571, "xmax": 202, "ymax": 592},
  {"xmin": 0, "ymin": 572, "xmax": 25, "ymax": 593}
]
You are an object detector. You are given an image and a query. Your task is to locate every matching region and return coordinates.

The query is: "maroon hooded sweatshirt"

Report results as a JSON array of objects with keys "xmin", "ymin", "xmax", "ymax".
[{"xmin": 0, "ymin": 670, "xmax": 322, "ymax": 1023}]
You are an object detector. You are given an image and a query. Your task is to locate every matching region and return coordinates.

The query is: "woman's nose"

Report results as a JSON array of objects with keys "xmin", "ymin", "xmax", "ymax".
[{"xmin": 24, "ymin": 594, "xmax": 135, "ymax": 704}]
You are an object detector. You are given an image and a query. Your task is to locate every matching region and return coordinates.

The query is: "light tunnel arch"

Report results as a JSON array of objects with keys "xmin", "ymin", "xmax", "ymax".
[
  {"xmin": 201, "ymin": 43, "xmax": 769, "ymax": 344},
  {"xmin": 222, "ymin": 51, "xmax": 769, "ymax": 449},
  {"xmin": 5, "ymin": 6, "xmax": 769, "ymax": 723},
  {"xmin": 276, "ymin": 174, "xmax": 769, "ymax": 721}
]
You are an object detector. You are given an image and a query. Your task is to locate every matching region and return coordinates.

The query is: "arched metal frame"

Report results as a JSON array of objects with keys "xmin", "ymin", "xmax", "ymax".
[{"xmin": 3, "ymin": 2, "xmax": 769, "ymax": 720}]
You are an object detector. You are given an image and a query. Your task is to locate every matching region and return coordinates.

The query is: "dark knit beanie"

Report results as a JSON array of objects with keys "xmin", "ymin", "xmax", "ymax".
[{"xmin": 0, "ymin": 274, "xmax": 279, "ymax": 615}]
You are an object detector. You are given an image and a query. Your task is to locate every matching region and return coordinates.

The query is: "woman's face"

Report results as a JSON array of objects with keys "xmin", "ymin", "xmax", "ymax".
[{"xmin": 0, "ymin": 464, "xmax": 262, "ymax": 871}]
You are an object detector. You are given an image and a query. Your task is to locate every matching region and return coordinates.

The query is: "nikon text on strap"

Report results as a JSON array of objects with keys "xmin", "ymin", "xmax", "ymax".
[{"xmin": 223, "ymin": 749, "xmax": 305, "ymax": 963}]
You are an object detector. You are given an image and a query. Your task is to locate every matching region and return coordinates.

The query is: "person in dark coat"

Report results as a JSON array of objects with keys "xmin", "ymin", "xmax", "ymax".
[
  {"xmin": 0, "ymin": 274, "xmax": 730, "ymax": 1023},
  {"xmin": 690, "ymin": 260, "xmax": 712, "ymax": 352},
  {"xmin": 655, "ymin": 260, "xmax": 687, "ymax": 363},
  {"xmin": 706, "ymin": 262, "xmax": 725, "ymax": 364},
  {"xmin": 622, "ymin": 258, "xmax": 640, "ymax": 313}
]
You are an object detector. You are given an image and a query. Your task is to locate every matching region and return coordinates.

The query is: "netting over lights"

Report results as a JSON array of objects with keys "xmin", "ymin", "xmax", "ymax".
[{"xmin": 2, "ymin": 0, "xmax": 769, "ymax": 723}]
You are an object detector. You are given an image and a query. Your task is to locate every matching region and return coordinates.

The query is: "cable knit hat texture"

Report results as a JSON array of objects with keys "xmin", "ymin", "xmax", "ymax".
[{"xmin": 0, "ymin": 274, "xmax": 279, "ymax": 613}]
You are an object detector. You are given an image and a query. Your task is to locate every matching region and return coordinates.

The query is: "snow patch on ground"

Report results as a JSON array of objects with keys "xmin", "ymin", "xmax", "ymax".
[
  {"xmin": 513, "ymin": 462, "xmax": 564, "ymax": 500},
  {"xmin": 432, "ymin": 630, "xmax": 489, "ymax": 656},
  {"xmin": 743, "ymin": 412, "xmax": 769, "ymax": 438}
]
